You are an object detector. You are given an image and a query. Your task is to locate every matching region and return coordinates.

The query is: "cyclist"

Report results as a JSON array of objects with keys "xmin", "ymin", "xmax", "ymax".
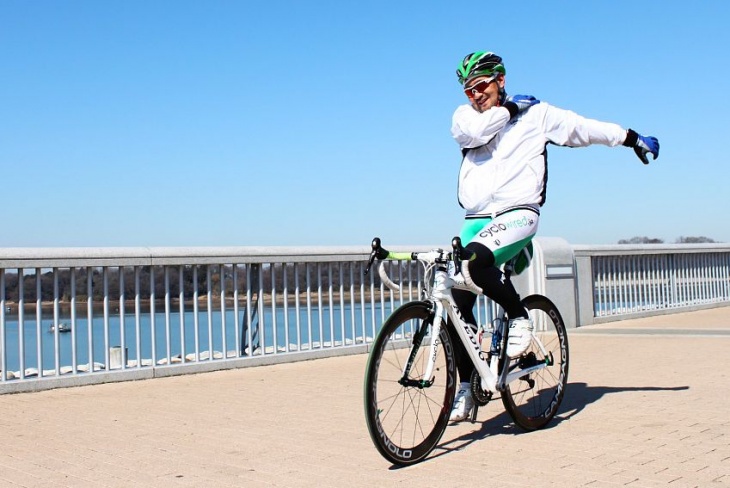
[{"xmin": 448, "ymin": 51, "xmax": 659, "ymax": 421}]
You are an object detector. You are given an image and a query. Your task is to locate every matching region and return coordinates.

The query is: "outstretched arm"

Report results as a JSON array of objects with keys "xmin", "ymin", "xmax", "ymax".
[{"xmin": 541, "ymin": 104, "xmax": 659, "ymax": 163}]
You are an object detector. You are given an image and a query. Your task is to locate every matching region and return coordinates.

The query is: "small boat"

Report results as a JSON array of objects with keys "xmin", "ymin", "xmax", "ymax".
[{"xmin": 49, "ymin": 323, "xmax": 72, "ymax": 333}]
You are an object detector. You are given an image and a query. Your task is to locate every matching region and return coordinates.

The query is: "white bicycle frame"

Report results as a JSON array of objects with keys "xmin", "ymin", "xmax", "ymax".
[{"xmin": 378, "ymin": 251, "xmax": 550, "ymax": 393}]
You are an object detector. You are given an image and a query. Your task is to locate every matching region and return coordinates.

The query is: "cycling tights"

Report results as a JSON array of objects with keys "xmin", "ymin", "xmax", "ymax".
[{"xmin": 450, "ymin": 206, "xmax": 539, "ymax": 382}]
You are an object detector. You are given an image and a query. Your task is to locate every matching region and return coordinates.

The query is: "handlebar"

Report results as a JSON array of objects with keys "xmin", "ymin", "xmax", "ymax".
[
  {"xmin": 450, "ymin": 237, "xmax": 482, "ymax": 295},
  {"xmin": 365, "ymin": 236, "xmax": 483, "ymax": 295},
  {"xmin": 365, "ymin": 237, "xmax": 413, "ymax": 292}
]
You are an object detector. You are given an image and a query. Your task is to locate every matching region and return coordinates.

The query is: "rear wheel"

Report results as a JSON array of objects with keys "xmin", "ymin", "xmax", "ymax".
[
  {"xmin": 364, "ymin": 301, "xmax": 456, "ymax": 466},
  {"xmin": 501, "ymin": 294, "xmax": 569, "ymax": 431}
]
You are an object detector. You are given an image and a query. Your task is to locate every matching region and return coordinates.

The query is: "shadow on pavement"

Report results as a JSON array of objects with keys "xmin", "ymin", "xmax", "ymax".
[
  {"xmin": 410, "ymin": 381, "xmax": 690, "ymax": 467},
  {"xmin": 555, "ymin": 382, "xmax": 689, "ymax": 423}
]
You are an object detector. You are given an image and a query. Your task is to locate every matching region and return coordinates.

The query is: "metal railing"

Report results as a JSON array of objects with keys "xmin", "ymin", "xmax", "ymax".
[
  {"xmin": 0, "ymin": 245, "xmax": 503, "ymax": 393},
  {"xmin": 574, "ymin": 244, "xmax": 730, "ymax": 323},
  {"xmin": 2, "ymin": 242, "xmax": 728, "ymax": 393}
]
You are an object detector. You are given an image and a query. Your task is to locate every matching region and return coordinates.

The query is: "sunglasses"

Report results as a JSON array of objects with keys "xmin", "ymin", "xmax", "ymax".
[{"xmin": 464, "ymin": 77, "xmax": 496, "ymax": 99}]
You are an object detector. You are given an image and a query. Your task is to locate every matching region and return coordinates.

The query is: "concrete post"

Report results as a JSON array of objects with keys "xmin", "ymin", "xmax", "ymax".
[
  {"xmin": 110, "ymin": 346, "xmax": 128, "ymax": 369},
  {"xmin": 512, "ymin": 237, "xmax": 578, "ymax": 329},
  {"xmin": 574, "ymin": 254, "xmax": 595, "ymax": 326}
]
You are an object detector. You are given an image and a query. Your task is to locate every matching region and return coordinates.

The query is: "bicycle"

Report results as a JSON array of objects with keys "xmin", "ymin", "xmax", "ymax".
[{"xmin": 363, "ymin": 236, "xmax": 569, "ymax": 466}]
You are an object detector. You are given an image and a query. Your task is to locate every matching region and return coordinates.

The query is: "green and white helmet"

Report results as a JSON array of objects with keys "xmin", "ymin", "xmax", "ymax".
[{"xmin": 456, "ymin": 51, "xmax": 506, "ymax": 85}]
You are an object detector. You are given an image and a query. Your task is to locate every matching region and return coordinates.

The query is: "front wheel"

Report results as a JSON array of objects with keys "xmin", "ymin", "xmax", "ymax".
[
  {"xmin": 501, "ymin": 294, "xmax": 569, "ymax": 431},
  {"xmin": 364, "ymin": 301, "xmax": 457, "ymax": 466}
]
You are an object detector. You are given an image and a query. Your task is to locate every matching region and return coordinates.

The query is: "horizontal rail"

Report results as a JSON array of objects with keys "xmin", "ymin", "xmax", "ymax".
[{"xmin": 0, "ymin": 245, "xmax": 383, "ymax": 268}]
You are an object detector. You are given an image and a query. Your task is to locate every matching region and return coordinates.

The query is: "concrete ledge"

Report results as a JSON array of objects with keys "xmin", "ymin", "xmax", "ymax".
[
  {"xmin": 583, "ymin": 301, "xmax": 730, "ymax": 326},
  {"xmin": 152, "ymin": 344, "xmax": 370, "ymax": 378},
  {"xmin": 0, "ymin": 368, "xmax": 154, "ymax": 394},
  {"xmin": 0, "ymin": 344, "xmax": 371, "ymax": 394}
]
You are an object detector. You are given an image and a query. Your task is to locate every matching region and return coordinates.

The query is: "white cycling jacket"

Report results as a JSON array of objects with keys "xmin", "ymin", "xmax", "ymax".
[{"xmin": 451, "ymin": 102, "xmax": 628, "ymax": 218}]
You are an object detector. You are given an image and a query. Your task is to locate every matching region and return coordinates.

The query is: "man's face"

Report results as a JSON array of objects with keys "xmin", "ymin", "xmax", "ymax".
[{"xmin": 464, "ymin": 74, "xmax": 505, "ymax": 113}]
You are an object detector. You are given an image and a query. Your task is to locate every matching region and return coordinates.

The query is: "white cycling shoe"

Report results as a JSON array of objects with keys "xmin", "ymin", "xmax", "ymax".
[
  {"xmin": 449, "ymin": 382, "xmax": 474, "ymax": 422},
  {"xmin": 506, "ymin": 317, "xmax": 534, "ymax": 358}
]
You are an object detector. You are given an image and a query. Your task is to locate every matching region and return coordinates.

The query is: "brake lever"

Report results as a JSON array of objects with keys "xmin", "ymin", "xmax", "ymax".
[
  {"xmin": 451, "ymin": 237, "xmax": 463, "ymax": 275},
  {"xmin": 451, "ymin": 236, "xmax": 483, "ymax": 294},
  {"xmin": 365, "ymin": 237, "xmax": 389, "ymax": 275}
]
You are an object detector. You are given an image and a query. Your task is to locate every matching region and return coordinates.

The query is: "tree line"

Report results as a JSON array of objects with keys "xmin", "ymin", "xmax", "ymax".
[{"xmin": 618, "ymin": 236, "xmax": 719, "ymax": 244}]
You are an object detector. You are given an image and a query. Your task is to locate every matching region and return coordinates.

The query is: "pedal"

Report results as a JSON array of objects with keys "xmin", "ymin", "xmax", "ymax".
[
  {"xmin": 518, "ymin": 352, "xmax": 537, "ymax": 389},
  {"xmin": 519, "ymin": 351, "xmax": 538, "ymax": 369}
]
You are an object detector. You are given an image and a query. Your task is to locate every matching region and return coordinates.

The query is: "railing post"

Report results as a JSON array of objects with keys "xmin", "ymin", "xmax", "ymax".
[
  {"xmin": 1, "ymin": 269, "xmax": 5, "ymax": 381},
  {"xmin": 669, "ymin": 254, "xmax": 677, "ymax": 306},
  {"xmin": 574, "ymin": 254, "xmax": 595, "ymax": 326}
]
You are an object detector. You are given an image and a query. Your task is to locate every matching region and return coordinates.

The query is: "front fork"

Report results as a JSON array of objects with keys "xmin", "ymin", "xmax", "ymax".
[{"xmin": 398, "ymin": 301, "xmax": 443, "ymax": 388}]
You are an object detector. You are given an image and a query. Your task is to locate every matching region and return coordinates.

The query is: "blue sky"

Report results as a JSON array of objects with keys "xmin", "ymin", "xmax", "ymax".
[{"xmin": 2, "ymin": 1, "xmax": 728, "ymax": 247}]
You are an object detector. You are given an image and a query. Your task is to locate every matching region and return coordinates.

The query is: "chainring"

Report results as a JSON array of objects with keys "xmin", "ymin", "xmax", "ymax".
[{"xmin": 470, "ymin": 370, "xmax": 493, "ymax": 406}]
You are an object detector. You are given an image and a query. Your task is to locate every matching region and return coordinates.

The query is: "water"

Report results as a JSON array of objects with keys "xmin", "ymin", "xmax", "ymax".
[{"xmin": 0, "ymin": 299, "xmax": 402, "ymax": 374}]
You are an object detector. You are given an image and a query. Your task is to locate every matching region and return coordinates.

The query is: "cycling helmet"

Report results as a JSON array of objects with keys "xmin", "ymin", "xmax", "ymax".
[{"xmin": 456, "ymin": 51, "xmax": 506, "ymax": 85}]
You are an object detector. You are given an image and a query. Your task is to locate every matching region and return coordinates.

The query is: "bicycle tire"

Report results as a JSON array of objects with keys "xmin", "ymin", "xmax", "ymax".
[
  {"xmin": 364, "ymin": 301, "xmax": 457, "ymax": 466},
  {"xmin": 501, "ymin": 294, "xmax": 569, "ymax": 431}
]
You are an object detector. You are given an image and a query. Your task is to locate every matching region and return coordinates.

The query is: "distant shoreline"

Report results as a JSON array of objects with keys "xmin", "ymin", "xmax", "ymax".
[{"xmin": 2, "ymin": 289, "xmax": 394, "ymax": 315}]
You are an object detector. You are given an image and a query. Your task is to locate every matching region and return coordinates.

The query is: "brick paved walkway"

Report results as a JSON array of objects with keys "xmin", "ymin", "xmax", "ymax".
[{"xmin": 0, "ymin": 307, "xmax": 728, "ymax": 487}]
